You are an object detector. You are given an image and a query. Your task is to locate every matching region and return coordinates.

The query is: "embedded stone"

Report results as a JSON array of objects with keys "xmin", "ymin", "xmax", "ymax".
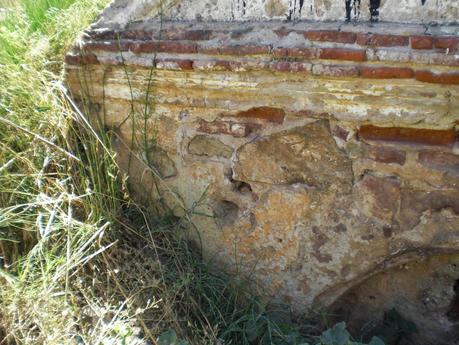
[
  {"xmin": 355, "ymin": 174, "xmax": 401, "ymax": 224},
  {"xmin": 188, "ymin": 135, "xmax": 233, "ymax": 158},
  {"xmin": 145, "ymin": 145, "xmax": 177, "ymax": 178},
  {"xmin": 418, "ymin": 151, "xmax": 459, "ymax": 177},
  {"xmin": 400, "ymin": 189, "xmax": 459, "ymax": 228},
  {"xmin": 234, "ymin": 120, "xmax": 353, "ymax": 191}
]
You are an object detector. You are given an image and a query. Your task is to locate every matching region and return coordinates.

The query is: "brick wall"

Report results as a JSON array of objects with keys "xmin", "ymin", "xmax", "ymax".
[{"xmin": 66, "ymin": 20, "xmax": 459, "ymax": 343}]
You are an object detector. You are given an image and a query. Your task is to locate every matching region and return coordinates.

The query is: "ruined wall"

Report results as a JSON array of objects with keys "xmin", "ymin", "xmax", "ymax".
[{"xmin": 66, "ymin": 1, "xmax": 459, "ymax": 343}]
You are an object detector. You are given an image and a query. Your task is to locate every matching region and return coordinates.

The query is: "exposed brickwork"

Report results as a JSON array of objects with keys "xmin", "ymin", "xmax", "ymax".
[
  {"xmin": 411, "ymin": 35, "xmax": 434, "ymax": 49},
  {"xmin": 288, "ymin": 47, "xmax": 319, "ymax": 59},
  {"xmin": 356, "ymin": 34, "xmax": 409, "ymax": 47},
  {"xmin": 198, "ymin": 44, "xmax": 270, "ymax": 55},
  {"xmin": 184, "ymin": 29, "xmax": 212, "ymax": 41},
  {"xmin": 415, "ymin": 70, "xmax": 459, "ymax": 84},
  {"xmin": 363, "ymin": 145, "xmax": 407, "ymax": 165},
  {"xmin": 360, "ymin": 66, "xmax": 414, "ymax": 79},
  {"xmin": 358, "ymin": 174, "xmax": 401, "ymax": 223},
  {"xmin": 198, "ymin": 119, "xmax": 259, "ymax": 137},
  {"xmin": 65, "ymin": 53, "xmax": 99, "ymax": 65},
  {"xmin": 270, "ymin": 61, "xmax": 311, "ymax": 72},
  {"xmin": 305, "ymin": 30, "xmax": 356, "ymax": 43},
  {"xmin": 434, "ymin": 36, "xmax": 459, "ymax": 51},
  {"xmin": 85, "ymin": 40, "xmax": 130, "ymax": 52},
  {"xmin": 312, "ymin": 64, "xmax": 359, "ymax": 77},
  {"xmin": 234, "ymin": 107, "xmax": 285, "ymax": 124},
  {"xmin": 69, "ymin": 24, "xmax": 459, "ymax": 85},
  {"xmin": 418, "ymin": 151, "xmax": 459, "ymax": 176},
  {"xmin": 358, "ymin": 125, "xmax": 457, "ymax": 147},
  {"xmin": 319, "ymin": 48, "xmax": 366, "ymax": 61},
  {"xmin": 332, "ymin": 126, "xmax": 350, "ymax": 141},
  {"xmin": 131, "ymin": 41, "xmax": 197, "ymax": 54},
  {"xmin": 400, "ymin": 190, "xmax": 459, "ymax": 228}
]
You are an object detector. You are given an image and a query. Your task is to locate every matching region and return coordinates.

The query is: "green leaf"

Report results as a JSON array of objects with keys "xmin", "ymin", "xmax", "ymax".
[
  {"xmin": 158, "ymin": 329, "xmax": 178, "ymax": 345},
  {"xmin": 320, "ymin": 322, "xmax": 350, "ymax": 345},
  {"xmin": 368, "ymin": 336, "xmax": 385, "ymax": 345}
]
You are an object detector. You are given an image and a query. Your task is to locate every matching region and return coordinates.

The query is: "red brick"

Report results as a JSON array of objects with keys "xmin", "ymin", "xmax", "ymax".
[
  {"xmin": 332, "ymin": 125, "xmax": 350, "ymax": 141},
  {"xmin": 235, "ymin": 107, "xmax": 285, "ymax": 124},
  {"xmin": 415, "ymin": 70, "xmax": 459, "ymax": 85},
  {"xmin": 198, "ymin": 119, "xmax": 259, "ymax": 137},
  {"xmin": 130, "ymin": 41, "xmax": 155, "ymax": 54},
  {"xmin": 410, "ymin": 35, "xmax": 433, "ymax": 49},
  {"xmin": 356, "ymin": 33, "xmax": 409, "ymax": 47},
  {"xmin": 184, "ymin": 29, "xmax": 212, "ymax": 41},
  {"xmin": 418, "ymin": 151, "xmax": 459, "ymax": 176},
  {"xmin": 214, "ymin": 60, "xmax": 234, "ymax": 70},
  {"xmin": 272, "ymin": 47, "xmax": 288, "ymax": 58},
  {"xmin": 120, "ymin": 30, "xmax": 152, "ymax": 40},
  {"xmin": 434, "ymin": 36, "xmax": 459, "ymax": 51},
  {"xmin": 160, "ymin": 28, "xmax": 187, "ymax": 40},
  {"xmin": 312, "ymin": 64, "xmax": 359, "ymax": 77},
  {"xmin": 159, "ymin": 41, "xmax": 197, "ymax": 54},
  {"xmin": 65, "ymin": 53, "xmax": 99, "ymax": 65},
  {"xmin": 360, "ymin": 66, "xmax": 414, "ymax": 79},
  {"xmin": 357, "ymin": 174, "xmax": 401, "ymax": 223},
  {"xmin": 363, "ymin": 145, "xmax": 406, "ymax": 165},
  {"xmin": 196, "ymin": 45, "xmax": 220, "ymax": 54},
  {"xmin": 84, "ymin": 40, "xmax": 129, "ymax": 52},
  {"xmin": 270, "ymin": 61, "xmax": 311, "ymax": 72},
  {"xmin": 305, "ymin": 30, "xmax": 356, "ymax": 43},
  {"xmin": 288, "ymin": 47, "xmax": 319, "ymax": 59},
  {"xmin": 358, "ymin": 125, "xmax": 457, "ymax": 147},
  {"xmin": 319, "ymin": 48, "xmax": 366, "ymax": 61},
  {"xmin": 218, "ymin": 44, "xmax": 270, "ymax": 55}
]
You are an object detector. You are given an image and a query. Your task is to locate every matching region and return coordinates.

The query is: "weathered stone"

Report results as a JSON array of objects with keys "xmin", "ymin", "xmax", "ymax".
[
  {"xmin": 355, "ymin": 174, "xmax": 401, "ymax": 224},
  {"xmin": 362, "ymin": 145, "xmax": 406, "ymax": 165},
  {"xmin": 418, "ymin": 150, "xmax": 459, "ymax": 177},
  {"xmin": 400, "ymin": 189, "xmax": 459, "ymax": 228},
  {"xmin": 331, "ymin": 254, "xmax": 459, "ymax": 345},
  {"xmin": 188, "ymin": 135, "xmax": 233, "ymax": 158},
  {"xmin": 145, "ymin": 145, "xmax": 177, "ymax": 178},
  {"xmin": 234, "ymin": 120, "xmax": 353, "ymax": 191}
]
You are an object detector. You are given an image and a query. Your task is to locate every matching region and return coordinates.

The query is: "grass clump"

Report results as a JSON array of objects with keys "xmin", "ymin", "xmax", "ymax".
[{"xmin": 0, "ymin": 1, "xmax": 386, "ymax": 344}]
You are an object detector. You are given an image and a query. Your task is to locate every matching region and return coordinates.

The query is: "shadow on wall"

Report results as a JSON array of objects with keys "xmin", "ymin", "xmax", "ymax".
[{"xmin": 330, "ymin": 254, "xmax": 459, "ymax": 345}]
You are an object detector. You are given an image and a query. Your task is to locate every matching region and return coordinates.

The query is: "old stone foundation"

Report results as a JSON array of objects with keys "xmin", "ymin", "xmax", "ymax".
[{"xmin": 66, "ymin": 0, "xmax": 459, "ymax": 343}]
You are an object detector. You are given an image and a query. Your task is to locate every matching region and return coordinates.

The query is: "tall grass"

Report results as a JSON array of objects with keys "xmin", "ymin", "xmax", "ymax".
[
  {"xmin": 0, "ymin": 1, "xmax": 297, "ymax": 343},
  {"xmin": 0, "ymin": 1, "xmax": 385, "ymax": 344}
]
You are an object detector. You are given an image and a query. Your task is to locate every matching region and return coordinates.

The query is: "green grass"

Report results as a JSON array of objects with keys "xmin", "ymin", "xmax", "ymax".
[{"xmin": 0, "ymin": 1, "xmax": 386, "ymax": 344}]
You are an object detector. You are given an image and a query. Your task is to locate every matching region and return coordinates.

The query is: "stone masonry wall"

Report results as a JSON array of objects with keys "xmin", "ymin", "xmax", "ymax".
[{"xmin": 66, "ymin": 12, "xmax": 459, "ymax": 344}]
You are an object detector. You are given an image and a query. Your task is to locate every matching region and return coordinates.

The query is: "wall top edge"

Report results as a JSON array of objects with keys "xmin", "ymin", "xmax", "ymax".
[{"xmin": 92, "ymin": 0, "xmax": 459, "ymax": 30}]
